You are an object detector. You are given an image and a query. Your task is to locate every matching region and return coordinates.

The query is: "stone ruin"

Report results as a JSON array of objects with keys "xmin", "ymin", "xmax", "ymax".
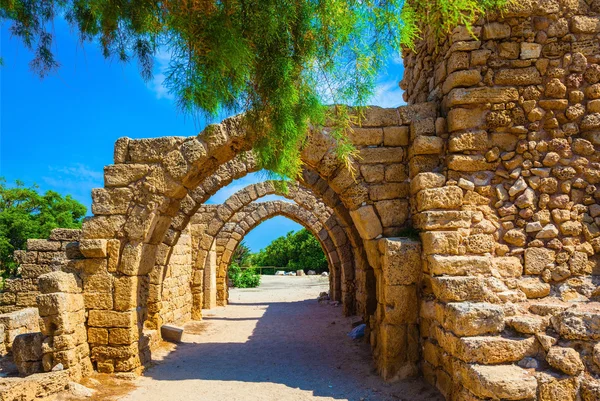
[{"xmin": 3, "ymin": 1, "xmax": 600, "ymax": 400}]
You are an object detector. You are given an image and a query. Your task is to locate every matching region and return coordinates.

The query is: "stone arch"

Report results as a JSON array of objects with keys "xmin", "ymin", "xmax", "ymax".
[
  {"xmin": 82, "ymin": 105, "xmax": 417, "ymax": 372},
  {"xmin": 213, "ymin": 201, "xmax": 349, "ymax": 310},
  {"xmin": 196, "ymin": 180, "xmax": 355, "ymax": 314},
  {"xmin": 211, "ymin": 201, "xmax": 344, "ymax": 304}
]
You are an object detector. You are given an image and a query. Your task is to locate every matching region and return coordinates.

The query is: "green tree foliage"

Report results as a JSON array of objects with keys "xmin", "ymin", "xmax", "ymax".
[
  {"xmin": 0, "ymin": 1, "xmax": 508, "ymax": 180},
  {"xmin": 0, "ymin": 178, "xmax": 86, "ymax": 278},
  {"xmin": 228, "ymin": 263, "xmax": 261, "ymax": 288},
  {"xmin": 252, "ymin": 228, "xmax": 327, "ymax": 272},
  {"xmin": 232, "ymin": 240, "xmax": 252, "ymax": 266}
]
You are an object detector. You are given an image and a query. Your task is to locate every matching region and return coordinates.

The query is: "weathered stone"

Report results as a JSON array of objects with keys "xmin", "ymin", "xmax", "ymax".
[
  {"xmin": 546, "ymin": 346, "xmax": 585, "ymax": 375},
  {"xmin": 349, "ymin": 205, "xmax": 382, "ymax": 240},
  {"xmin": 416, "ymin": 186, "xmax": 463, "ymax": 211},
  {"xmin": 410, "ymin": 172, "xmax": 445, "ymax": 194},
  {"xmin": 442, "ymin": 70, "xmax": 482, "ymax": 94},
  {"xmin": 447, "ymin": 108, "xmax": 487, "ymax": 132},
  {"xmin": 442, "ymin": 303, "xmax": 504, "ymax": 336},
  {"xmin": 447, "ymin": 88, "xmax": 518, "ymax": 107},
  {"xmin": 495, "ymin": 67, "xmax": 542, "ymax": 86},
  {"xmin": 412, "ymin": 135, "xmax": 444, "ymax": 155},
  {"xmin": 413, "ymin": 211, "xmax": 471, "ymax": 230},
  {"xmin": 78, "ymin": 239, "xmax": 108, "ymax": 258},
  {"xmin": 459, "ymin": 364, "xmax": 537, "ymax": 400}
]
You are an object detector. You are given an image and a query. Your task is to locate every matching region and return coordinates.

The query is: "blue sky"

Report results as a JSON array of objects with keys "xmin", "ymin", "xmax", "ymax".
[{"xmin": 0, "ymin": 19, "xmax": 404, "ymax": 252}]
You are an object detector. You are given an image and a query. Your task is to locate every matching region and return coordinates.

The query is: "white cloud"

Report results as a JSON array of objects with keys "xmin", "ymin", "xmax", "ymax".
[
  {"xmin": 42, "ymin": 163, "xmax": 104, "ymax": 213},
  {"xmin": 369, "ymin": 80, "xmax": 406, "ymax": 108},
  {"xmin": 147, "ymin": 49, "xmax": 174, "ymax": 100}
]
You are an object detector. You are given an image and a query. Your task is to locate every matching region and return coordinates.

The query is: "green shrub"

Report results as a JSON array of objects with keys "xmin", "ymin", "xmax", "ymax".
[{"xmin": 229, "ymin": 264, "xmax": 261, "ymax": 288}]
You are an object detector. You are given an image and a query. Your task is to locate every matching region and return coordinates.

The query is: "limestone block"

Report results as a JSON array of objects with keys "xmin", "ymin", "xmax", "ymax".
[
  {"xmin": 36, "ymin": 293, "xmax": 85, "ymax": 316},
  {"xmin": 442, "ymin": 70, "xmax": 482, "ymax": 94},
  {"xmin": 453, "ymin": 336, "xmax": 538, "ymax": 365},
  {"xmin": 448, "ymin": 155, "xmax": 496, "ymax": 172},
  {"xmin": 78, "ymin": 239, "xmax": 108, "ymax": 258},
  {"xmin": 104, "ymin": 164, "xmax": 150, "ymax": 187},
  {"xmin": 39, "ymin": 311, "xmax": 85, "ymax": 336},
  {"xmin": 91, "ymin": 188, "xmax": 133, "ymax": 215},
  {"xmin": 465, "ymin": 234, "xmax": 495, "ymax": 254},
  {"xmin": 109, "ymin": 327, "xmax": 139, "ymax": 345},
  {"xmin": 87, "ymin": 310, "xmax": 137, "ymax": 328},
  {"xmin": 410, "ymin": 173, "xmax": 445, "ymax": 194},
  {"xmin": 379, "ymin": 239, "xmax": 421, "ymax": 286},
  {"xmin": 119, "ymin": 242, "xmax": 158, "ymax": 276},
  {"xmin": 81, "ymin": 215, "xmax": 126, "ymax": 240},
  {"xmin": 506, "ymin": 315, "xmax": 549, "ymax": 334},
  {"xmin": 369, "ymin": 183, "xmax": 408, "ymax": 201},
  {"xmin": 349, "ymin": 205, "xmax": 382, "ymax": 240},
  {"xmin": 553, "ymin": 310, "xmax": 600, "ymax": 340},
  {"xmin": 382, "ymin": 285, "xmax": 418, "ymax": 325},
  {"xmin": 49, "ymin": 228, "xmax": 81, "ymax": 241},
  {"xmin": 491, "ymin": 257, "xmax": 523, "ymax": 278},
  {"xmin": 347, "ymin": 127, "xmax": 383, "ymax": 146},
  {"xmin": 446, "ymin": 88, "xmax": 518, "ymax": 107},
  {"xmin": 459, "ymin": 363, "xmax": 537, "ymax": 400},
  {"xmin": 360, "ymin": 107, "xmax": 400, "ymax": 127},
  {"xmin": 482, "ymin": 22, "xmax": 510, "ymax": 39},
  {"xmin": 572, "ymin": 15, "xmax": 600, "ymax": 33},
  {"xmin": 161, "ymin": 325, "xmax": 184, "ymax": 343},
  {"xmin": 429, "ymin": 256, "xmax": 491, "ymax": 276},
  {"xmin": 414, "ymin": 211, "xmax": 471, "ymax": 230},
  {"xmin": 421, "ymin": 231, "xmax": 461, "ymax": 255},
  {"xmin": 431, "ymin": 276, "xmax": 498, "ymax": 303},
  {"xmin": 358, "ymin": 147, "xmax": 403, "ymax": 164},
  {"xmin": 520, "ymin": 43, "xmax": 541, "ymax": 59},
  {"xmin": 447, "ymin": 108, "xmax": 486, "ymax": 132},
  {"xmin": 416, "ymin": 186, "xmax": 463, "ymax": 212},
  {"xmin": 410, "ymin": 118, "xmax": 436, "ymax": 138},
  {"xmin": 13, "ymin": 332, "xmax": 43, "ymax": 364},
  {"xmin": 449, "ymin": 131, "xmax": 489, "ymax": 152},
  {"xmin": 495, "ymin": 67, "xmax": 542, "ymax": 86},
  {"xmin": 412, "ymin": 136, "xmax": 444, "ymax": 155},
  {"xmin": 375, "ymin": 199, "xmax": 409, "ymax": 228},
  {"xmin": 442, "ymin": 302, "xmax": 504, "ymax": 336},
  {"xmin": 538, "ymin": 375, "xmax": 578, "ymax": 401},
  {"xmin": 518, "ymin": 278, "xmax": 551, "ymax": 299},
  {"xmin": 524, "ymin": 247, "xmax": 555, "ymax": 274},
  {"xmin": 546, "ymin": 346, "xmax": 585, "ymax": 376},
  {"xmin": 27, "ymin": 239, "xmax": 61, "ymax": 252},
  {"xmin": 383, "ymin": 126, "xmax": 409, "ymax": 146},
  {"xmin": 582, "ymin": 378, "xmax": 600, "ymax": 401}
]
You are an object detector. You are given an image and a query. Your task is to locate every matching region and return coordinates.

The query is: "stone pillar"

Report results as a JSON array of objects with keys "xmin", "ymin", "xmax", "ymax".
[
  {"xmin": 37, "ymin": 271, "xmax": 92, "ymax": 381},
  {"xmin": 204, "ymin": 242, "xmax": 218, "ymax": 309},
  {"xmin": 369, "ymin": 238, "xmax": 421, "ymax": 381}
]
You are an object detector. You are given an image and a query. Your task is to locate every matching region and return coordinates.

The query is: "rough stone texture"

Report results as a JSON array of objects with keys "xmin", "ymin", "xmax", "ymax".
[{"xmin": 3, "ymin": 5, "xmax": 600, "ymax": 399}]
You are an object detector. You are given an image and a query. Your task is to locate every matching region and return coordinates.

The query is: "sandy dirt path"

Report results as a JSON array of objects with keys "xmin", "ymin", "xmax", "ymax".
[{"xmin": 101, "ymin": 276, "xmax": 442, "ymax": 401}]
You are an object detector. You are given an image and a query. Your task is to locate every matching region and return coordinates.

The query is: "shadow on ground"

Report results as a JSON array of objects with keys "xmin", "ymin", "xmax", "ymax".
[{"xmin": 138, "ymin": 290, "xmax": 442, "ymax": 401}]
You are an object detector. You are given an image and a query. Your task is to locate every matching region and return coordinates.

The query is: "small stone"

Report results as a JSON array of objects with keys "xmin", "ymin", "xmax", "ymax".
[
  {"xmin": 509, "ymin": 177, "xmax": 528, "ymax": 196},
  {"xmin": 536, "ymin": 224, "xmax": 559, "ymax": 239},
  {"xmin": 545, "ymin": 78, "xmax": 567, "ymax": 98}
]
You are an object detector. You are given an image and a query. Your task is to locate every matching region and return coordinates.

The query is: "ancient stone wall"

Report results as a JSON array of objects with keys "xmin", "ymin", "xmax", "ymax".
[
  {"xmin": 406, "ymin": 2, "xmax": 600, "ymax": 399},
  {"xmin": 158, "ymin": 227, "xmax": 193, "ymax": 326},
  {"xmin": 1, "ymin": 229, "xmax": 82, "ymax": 314}
]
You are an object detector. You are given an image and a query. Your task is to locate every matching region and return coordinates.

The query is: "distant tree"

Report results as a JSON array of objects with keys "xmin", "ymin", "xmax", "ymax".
[
  {"xmin": 253, "ymin": 229, "xmax": 327, "ymax": 271},
  {"xmin": 232, "ymin": 241, "xmax": 252, "ymax": 266},
  {"xmin": 0, "ymin": 178, "xmax": 86, "ymax": 278}
]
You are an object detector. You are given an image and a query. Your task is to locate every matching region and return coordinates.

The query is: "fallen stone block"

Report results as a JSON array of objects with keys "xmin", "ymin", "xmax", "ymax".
[{"xmin": 161, "ymin": 325, "xmax": 184, "ymax": 343}]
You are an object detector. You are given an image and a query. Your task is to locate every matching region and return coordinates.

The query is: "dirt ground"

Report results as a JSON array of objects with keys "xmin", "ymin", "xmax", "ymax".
[{"xmin": 62, "ymin": 276, "xmax": 443, "ymax": 401}]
